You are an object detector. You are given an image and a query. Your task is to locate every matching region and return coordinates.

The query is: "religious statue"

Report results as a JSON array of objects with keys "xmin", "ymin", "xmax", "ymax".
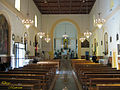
[{"xmin": 63, "ymin": 38, "xmax": 68, "ymax": 49}]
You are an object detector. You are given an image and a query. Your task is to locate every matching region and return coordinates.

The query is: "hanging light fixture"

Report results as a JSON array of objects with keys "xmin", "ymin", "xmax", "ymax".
[
  {"xmin": 45, "ymin": 33, "xmax": 51, "ymax": 43},
  {"xmin": 22, "ymin": 0, "xmax": 34, "ymax": 29},
  {"xmin": 62, "ymin": 24, "xmax": 68, "ymax": 39},
  {"xmin": 37, "ymin": 32, "xmax": 45, "ymax": 39},
  {"xmin": 38, "ymin": 15, "xmax": 45, "ymax": 39},
  {"xmin": 45, "ymin": 15, "xmax": 50, "ymax": 43},
  {"xmin": 79, "ymin": 37, "xmax": 86, "ymax": 42},
  {"xmin": 83, "ymin": 1, "xmax": 92, "ymax": 39},
  {"xmin": 84, "ymin": 30, "xmax": 92, "ymax": 38},
  {"xmin": 95, "ymin": 0, "xmax": 105, "ymax": 29},
  {"xmin": 95, "ymin": 13, "xmax": 105, "ymax": 29}
]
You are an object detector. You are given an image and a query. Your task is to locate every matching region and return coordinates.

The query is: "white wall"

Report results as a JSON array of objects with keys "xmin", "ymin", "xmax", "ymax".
[
  {"xmin": 89, "ymin": 0, "xmax": 120, "ymax": 68},
  {"xmin": 42, "ymin": 14, "xmax": 90, "ymax": 54},
  {"xmin": 0, "ymin": 0, "xmax": 42, "ymax": 56},
  {"xmin": 90, "ymin": 0, "xmax": 120, "ymax": 56},
  {"xmin": 42, "ymin": 14, "xmax": 90, "ymax": 33}
]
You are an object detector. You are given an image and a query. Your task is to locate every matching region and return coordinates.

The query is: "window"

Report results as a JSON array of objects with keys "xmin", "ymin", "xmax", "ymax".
[
  {"xmin": 35, "ymin": 15, "xmax": 37, "ymax": 27},
  {"xmin": 15, "ymin": 0, "xmax": 20, "ymax": 11}
]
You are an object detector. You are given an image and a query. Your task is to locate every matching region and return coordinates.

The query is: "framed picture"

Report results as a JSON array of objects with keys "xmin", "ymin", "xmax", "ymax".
[
  {"xmin": 116, "ymin": 34, "xmax": 119, "ymax": 41},
  {"xmin": 118, "ymin": 44, "xmax": 120, "ymax": 55},
  {"xmin": 101, "ymin": 41, "xmax": 103, "ymax": 45},
  {"xmin": 110, "ymin": 36, "xmax": 112, "ymax": 42}
]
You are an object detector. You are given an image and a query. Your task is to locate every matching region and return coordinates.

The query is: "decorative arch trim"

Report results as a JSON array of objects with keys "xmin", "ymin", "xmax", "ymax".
[
  {"xmin": 50, "ymin": 18, "xmax": 81, "ymax": 58},
  {"xmin": 0, "ymin": 11, "xmax": 11, "ymax": 56}
]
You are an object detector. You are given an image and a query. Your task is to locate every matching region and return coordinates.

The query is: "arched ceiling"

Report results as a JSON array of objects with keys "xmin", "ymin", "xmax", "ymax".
[{"xmin": 33, "ymin": 0, "xmax": 96, "ymax": 14}]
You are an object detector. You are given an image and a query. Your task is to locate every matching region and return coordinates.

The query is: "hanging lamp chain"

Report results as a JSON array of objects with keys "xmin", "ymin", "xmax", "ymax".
[{"xmin": 27, "ymin": 0, "xmax": 29, "ymax": 17}]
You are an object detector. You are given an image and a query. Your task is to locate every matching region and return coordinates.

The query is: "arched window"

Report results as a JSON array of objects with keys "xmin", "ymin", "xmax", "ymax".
[
  {"xmin": 0, "ymin": 14, "xmax": 9, "ymax": 55},
  {"xmin": 15, "ymin": 0, "xmax": 20, "ymax": 11}
]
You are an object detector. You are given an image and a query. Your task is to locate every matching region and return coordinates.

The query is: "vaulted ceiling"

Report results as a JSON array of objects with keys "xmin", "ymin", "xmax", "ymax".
[{"xmin": 33, "ymin": 0, "xmax": 96, "ymax": 14}]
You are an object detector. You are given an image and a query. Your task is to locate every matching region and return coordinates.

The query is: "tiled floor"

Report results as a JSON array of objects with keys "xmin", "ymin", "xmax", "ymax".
[{"xmin": 53, "ymin": 59, "xmax": 80, "ymax": 90}]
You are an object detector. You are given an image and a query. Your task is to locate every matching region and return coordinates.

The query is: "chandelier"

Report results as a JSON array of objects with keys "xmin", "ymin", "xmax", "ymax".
[
  {"xmin": 37, "ymin": 15, "xmax": 45, "ymax": 39},
  {"xmin": 22, "ymin": 0, "xmax": 33, "ymax": 29},
  {"xmin": 63, "ymin": 32, "xmax": 68, "ymax": 39},
  {"xmin": 95, "ymin": 13, "xmax": 105, "ymax": 29},
  {"xmin": 84, "ymin": 31, "xmax": 92, "ymax": 38},
  {"xmin": 37, "ymin": 32, "xmax": 45, "ymax": 39},
  {"xmin": 79, "ymin": 37, "xmax": 86, "ymax": 42},
  {"xmin": 63, "ymin": 24, "xmax": 68, "ymax": 39},
  {"xmin": 22, "ymin": 17, "xmax": 34, "ymax": 29},
  {"xmin": 45, "ymin": 34, "xmax": 51, "ymax": 43}
]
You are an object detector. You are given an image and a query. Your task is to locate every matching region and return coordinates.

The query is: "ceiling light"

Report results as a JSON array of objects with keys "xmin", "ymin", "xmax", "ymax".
[
  {"xmin": 79, "ymin": 37, "xmax": 86, "ymax": 42},
  {"xmin": 95, "ymin": 13, "xmax": 106, "ymax": 29},
  {"xmin": 45, "ymin": 34, "xmax": 50, "ymax": 43},
  {"xmin": 22, "ymin": 0, "xmax": 34, "ymax": 29},
  {"xmin": 38, "ymin": 32, "xmax": 45, "ymax": 39},
  {"xmin": 84, "ymin": 31, "xmax": 92, "ymax": 38}
]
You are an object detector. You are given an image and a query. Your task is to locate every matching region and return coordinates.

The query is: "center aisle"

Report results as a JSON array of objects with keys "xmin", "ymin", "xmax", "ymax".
[{"xmin": 53, "ymin": 58, "xmax": 79, "ymax": 90}]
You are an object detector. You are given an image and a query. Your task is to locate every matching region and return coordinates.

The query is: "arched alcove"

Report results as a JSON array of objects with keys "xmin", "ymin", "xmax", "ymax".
[
  {"xmin": 53, "ymin": 22, "xmax": 78, "ymax": 59},
  {"xmin": 0, "ymin": 14, "xmax": 10, "ymax": 55},
  {"xmin": 50, "ymin": 19, "xmax": 81, "ymax": 58}
]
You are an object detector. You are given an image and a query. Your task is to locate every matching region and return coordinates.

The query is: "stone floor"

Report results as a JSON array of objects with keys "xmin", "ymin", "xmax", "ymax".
[{"xmin": 53, "ymin": 59, "xmax": 81, "ymax": 90}]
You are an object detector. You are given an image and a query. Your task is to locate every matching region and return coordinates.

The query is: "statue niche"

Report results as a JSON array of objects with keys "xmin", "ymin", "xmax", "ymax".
[{"xmin": 62, "ymin": 37, "xmax": 70, "ymax": 50}]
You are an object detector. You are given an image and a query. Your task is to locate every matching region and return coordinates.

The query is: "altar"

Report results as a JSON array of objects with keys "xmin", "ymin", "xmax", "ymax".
[
  {"xmin": 99, "ymin": 59, "xmax": 108, "ymax": 65},
  {"xmin": 61, "ymin": 50, "xmax": 69, "ymax": 59}
]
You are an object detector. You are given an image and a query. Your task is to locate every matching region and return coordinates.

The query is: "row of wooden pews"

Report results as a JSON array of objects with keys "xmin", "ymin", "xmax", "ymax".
[
  {"xmin": 72, "ymin": 59, "xmax": 120, "ymax": 90},
  {"xmin": 0, "ymin": 60, "xmax": 59, "ymax": 90}
]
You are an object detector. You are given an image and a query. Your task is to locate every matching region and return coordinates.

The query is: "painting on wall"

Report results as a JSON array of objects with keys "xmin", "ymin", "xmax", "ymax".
[
  {"xmin": 0, "ymin": 14, "xmax": 9, "ymax": 55},
  {"xmin": 101, "ymin": 41, "xmax": 103, "ymax": 45},
  {"xmin": 110, "ymin": 36, "xmax": 112, "ymax": 42},
  {"xmin": 116, "ymin": 34, "xmax": 119, "ymax": 41},
  {"xmin": 117, "ymin": 44, "xmax": 120, "ymax": 55},
  {"xmin": 104, "ymin": 32, "xmax": 108, "ymax": 55},
  {"xmin": 81, "ymin": 40, "xmax": 89, "ymax": 48}
]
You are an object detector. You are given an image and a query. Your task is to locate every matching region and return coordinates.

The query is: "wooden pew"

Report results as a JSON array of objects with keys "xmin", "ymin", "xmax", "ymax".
[
  {"xmin": 0, "ymin": 73, "xmax": 48, "ymax": 90},
  {"xmin": 96, "ymin": 84, "xmax": 120, "ymax": 90},
  {"xmin": 0, "ymin": 61, "xmax": 58, "ymax": 90},
  {"xmin": 73, "ymin": 59, "xmax": 120, "ymax": 90},
  {"xmin": 89, "ymin": 78, "xmax": 120, "ymax": 90},
  {"xmin": 0, "ymin": 83, "xmax": 34, "ymax": 90},
  {"xmin": 0, "ymin": 78, "xmax": 44, "ymax": 90}
]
